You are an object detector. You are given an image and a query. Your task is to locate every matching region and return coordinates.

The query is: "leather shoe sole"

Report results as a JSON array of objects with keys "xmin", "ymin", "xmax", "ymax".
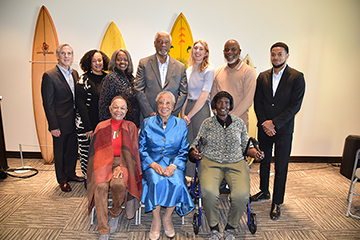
[
  {"xmin": 270, "ymin": 203, "xmax": 281, "ymax": 220},
  {"xmin": 165, "ymin": 229, "xmax": 175, "ymax": 239},
  {"xmin": 67, "ymin": 175, "xmax": 85, "ymax": 182},
  {"xmin": 59, "ymin": 181, "xmax": 72, "ymax": 192},
  {"xmin": 251, "ymin": 191, "xmax": 270, "ymax": 202}
]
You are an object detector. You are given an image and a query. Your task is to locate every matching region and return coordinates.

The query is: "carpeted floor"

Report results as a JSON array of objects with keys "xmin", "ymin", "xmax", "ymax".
[{"xmin": 0, "ymin": 158, "xmax": 359, "ymax": 240}]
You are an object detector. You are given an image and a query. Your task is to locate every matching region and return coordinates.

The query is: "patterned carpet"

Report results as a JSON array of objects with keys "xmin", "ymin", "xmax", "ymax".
[{"xmin": 0, "ymin": 158, "xmax": 359, "ymax": 240}]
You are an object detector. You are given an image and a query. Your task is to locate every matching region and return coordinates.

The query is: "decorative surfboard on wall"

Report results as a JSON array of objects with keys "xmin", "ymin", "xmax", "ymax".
[
  {"xmin": 31, "ymin": 5, "xmax": 58, "ymax": 163},
  {"xmin": 169, "ymin": 12, "xmax": 194, "ymax": 68},
  {"xmin": 243, "ymin": 54, "xmax": 256, "ymax": 69},
  {"xmin": 243, "ymin": 54, "xmax": 257, "ymax": 142},
  {"xmin": 100, "ymin": 22, "xmax": 126, "ymax": 59}
]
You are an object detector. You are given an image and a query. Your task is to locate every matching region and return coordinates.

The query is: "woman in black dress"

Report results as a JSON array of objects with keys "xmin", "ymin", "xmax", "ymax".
[
  {"xmin": 76, "ymin": 49, "xmax": 110, "ymax": 187},
  {"xmin": 98, "ymin": 49, "xmax": 140, "ymax": 128}
]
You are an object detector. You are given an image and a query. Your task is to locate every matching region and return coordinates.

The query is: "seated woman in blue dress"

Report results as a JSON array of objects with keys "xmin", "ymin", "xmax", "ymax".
[{"xmin": 139, "ymin": 91, "xmax": 195, "ymax": 240}]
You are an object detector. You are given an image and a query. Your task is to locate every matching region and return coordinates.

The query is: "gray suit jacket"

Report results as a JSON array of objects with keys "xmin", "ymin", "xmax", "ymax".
[{"xmin": 135, "ymin": 54, "xmax": 188, "ymax": 118}]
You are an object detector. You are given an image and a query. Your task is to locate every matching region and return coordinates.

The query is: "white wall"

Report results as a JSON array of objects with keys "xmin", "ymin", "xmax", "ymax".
[{"xmin": 0, "ymin": 0, "xmax": 359, "ymax": 156}]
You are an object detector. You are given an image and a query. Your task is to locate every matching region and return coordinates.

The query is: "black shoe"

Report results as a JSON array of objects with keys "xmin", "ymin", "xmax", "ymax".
[
  {"xmin": 270, "ymin": 203, "xmax": 281, "ymax": 220},
  {"xmin": 251, "ymin": 191, "xmax": 270, "ymax": 202}
]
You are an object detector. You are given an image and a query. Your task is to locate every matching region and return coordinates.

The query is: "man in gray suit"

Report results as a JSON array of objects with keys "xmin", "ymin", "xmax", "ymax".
[{"xmin": 135, "ymin": 31, "xmax": 188, "ymax": 119}]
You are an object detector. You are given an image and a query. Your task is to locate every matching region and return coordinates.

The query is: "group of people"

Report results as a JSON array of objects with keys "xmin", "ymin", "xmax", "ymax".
[{"xmin": 41, "ymin": 30, "xmax": 305, "ymax": 240}]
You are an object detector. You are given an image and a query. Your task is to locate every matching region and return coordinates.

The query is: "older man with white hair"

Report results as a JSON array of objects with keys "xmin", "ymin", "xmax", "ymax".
[{"xmin": 135, "ymin": 31, "xmax": 188, "ymax": 120}]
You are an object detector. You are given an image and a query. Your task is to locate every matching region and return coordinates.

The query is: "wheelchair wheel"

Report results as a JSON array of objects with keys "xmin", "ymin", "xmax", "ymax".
[
  {"xmin": 193, "ymin": 213, "xmax": 199, "ymax": 235},
  {"xmin": 248, "ymin": 212, "xmax": 257, "ymax": 234}
]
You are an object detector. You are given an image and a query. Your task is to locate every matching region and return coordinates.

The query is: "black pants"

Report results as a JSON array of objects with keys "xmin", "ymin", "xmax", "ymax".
[
  {"xmin": 258, "ymin": 129, "xmax": 293, "ymax": 204},
  {"xmin": 53, "ymin": 130, "xmax": 78, "ymax": 183}
]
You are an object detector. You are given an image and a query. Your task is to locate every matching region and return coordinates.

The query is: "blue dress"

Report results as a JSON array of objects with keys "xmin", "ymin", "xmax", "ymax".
[{"xmin": 139, "ymin": 115, "xmax": 195, "ymax": 216}]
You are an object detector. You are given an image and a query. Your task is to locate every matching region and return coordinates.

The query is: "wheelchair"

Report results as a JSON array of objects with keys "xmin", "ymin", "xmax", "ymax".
[{"xmin": 189, "ymin": 137, "xmax": 260, "ymax": 235}]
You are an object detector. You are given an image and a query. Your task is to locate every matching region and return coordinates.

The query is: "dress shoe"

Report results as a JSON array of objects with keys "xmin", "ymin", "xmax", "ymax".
[
  {"xmin": 67, "ymin": 175, "xmax": 85, "ymax": 182},
  {"xmin": 59, "ymin": 181, "xmax": 72, "ymax": 192},
  {"xmin": 165, "ymin": 228, "xmax": 175, "ymax": 239},
  {"xmin": 270, "ymin": 203, "xmax": 281, "ymax": 220},
  {"xmin": 251, "ymin": 191, "xmax": 270, "ymax": 202},
  {"xmin": 149, "ymin": 231, "xmax": 160, "ymax": 240}
]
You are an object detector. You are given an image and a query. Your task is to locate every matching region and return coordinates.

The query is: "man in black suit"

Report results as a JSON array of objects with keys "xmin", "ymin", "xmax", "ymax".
[
  {"xmin": 252, "ymin": 42, "xmax": 305, "ymax": 220},
  {"xmin": 41, "ymin": 43, "xmax": 83, "ymax": 192}
]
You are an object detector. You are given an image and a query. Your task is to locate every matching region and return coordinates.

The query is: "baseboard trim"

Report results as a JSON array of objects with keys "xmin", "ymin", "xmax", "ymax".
[
  {"xmin": 288, "ymin": 156, "xmax": 341, "ymax": 163},
  {"xmin": 6, "ymin": 151, "xmax": 42, "ymax": 159},
  {"xmin": 5, "ymin": 151, "xmax": 342, "ymax": 163}
]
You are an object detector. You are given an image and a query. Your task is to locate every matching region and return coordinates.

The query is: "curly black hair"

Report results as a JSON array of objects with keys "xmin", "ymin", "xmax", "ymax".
[
  {"xmin": 79, "ymin": 49, "xmax": 110, "ymax": 73},
  {"xmin": 211, "ymin": 91, "xmax": 234, "ymax": 111}
]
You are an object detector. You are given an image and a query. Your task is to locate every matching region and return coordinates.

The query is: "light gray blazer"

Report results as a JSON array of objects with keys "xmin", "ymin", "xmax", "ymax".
[{"xmin": 135, "ymin": 54, "xmax": 188, "ymax": 118}]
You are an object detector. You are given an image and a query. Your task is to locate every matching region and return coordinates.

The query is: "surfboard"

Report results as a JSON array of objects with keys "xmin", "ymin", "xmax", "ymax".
[
  {"xmin": 243, "ymin": 54, "xmax": 256, "ymax": 69},
  {"xmin": 243, "ymin": 54, "xmax": 257, "ymax": 141},
  {"xmin": 100, "ymin": 22, "xmax": 126, "ymax": 60},
  {"xmin": 169, "ymin": 13, "xmax": 194, "ymax": 68},
  {"xmin": 31, "ymin": 5, "xmax": 58, "ymax": 163}
]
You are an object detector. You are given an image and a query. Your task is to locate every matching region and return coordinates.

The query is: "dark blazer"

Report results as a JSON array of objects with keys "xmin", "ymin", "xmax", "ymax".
[
  {"xmin": 41, "ymin": 65, "xmax": 79, "ymax": 134},
  {"xmin": 254, "ymin": 65, "xmax": 305, "ymax": 134},
  {"xmin": 135, "ymin": 54, "xmax": 188, "ymax": 118}
]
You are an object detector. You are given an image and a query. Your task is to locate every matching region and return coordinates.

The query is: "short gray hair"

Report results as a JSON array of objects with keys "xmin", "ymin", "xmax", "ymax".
[
  {"xmin": 56, "ymin": 43, "xmax": 73, "ymax": 56},
  {"xmin": 154, "ymin": 31, "xmax": 172, "ymax": 44},
  {"xmin": 155, "ymin": 91, "xmax": 175, "ymax": 104}
]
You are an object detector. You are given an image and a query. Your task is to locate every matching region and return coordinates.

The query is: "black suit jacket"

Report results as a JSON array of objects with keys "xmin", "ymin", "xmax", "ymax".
[
  {"xmin": 254, "ymin": 65, "xmax": 305, "ymax": 134},
  {"xmin": 41, "ymin": 65, "xmax": 79, "ymax": 134}
]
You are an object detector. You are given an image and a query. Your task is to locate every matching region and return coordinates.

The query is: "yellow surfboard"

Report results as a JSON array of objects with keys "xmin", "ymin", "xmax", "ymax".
[
  {"xmin": 169, "ymin": 13, "xmax": 194, "ymax": 68},
  {"xmin": 31, "ymin": 5, "xmax": 58, "ymax": 163},
  {"xmin": 100, "ymin": 22, "xmax": 126, "ymax": 59},
  {"xmin": 243, "ymin": 54, "xmax": 257, "ymax": 139}
]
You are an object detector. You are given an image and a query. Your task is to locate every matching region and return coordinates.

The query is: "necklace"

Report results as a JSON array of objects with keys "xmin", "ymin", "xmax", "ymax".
[{"xmin": 112, "ymin": 129, "xmax": 120, "ymax": 139}]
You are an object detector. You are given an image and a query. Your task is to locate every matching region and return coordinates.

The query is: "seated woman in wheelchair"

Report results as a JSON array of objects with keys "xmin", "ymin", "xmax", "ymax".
[{"xmin": 189, "ymin": 91, "xmax": 264, "ymax": 240}]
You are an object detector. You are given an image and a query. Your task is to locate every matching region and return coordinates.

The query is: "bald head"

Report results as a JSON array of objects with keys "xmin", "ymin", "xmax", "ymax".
[{"xmin": 223, "ymin": 39, "xmax": 241, "ymax": 67}]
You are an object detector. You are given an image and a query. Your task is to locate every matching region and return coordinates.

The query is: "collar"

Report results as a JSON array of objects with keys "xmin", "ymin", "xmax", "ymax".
[
  {"xmin": 216, "ymin": 114, "xmax": 232, "ymax": 128},
  {"xmin": 156, "ymin": 54, "xmax": 169, "ymax": 65},
  {"xmin": 272, "ymin": 64, "xmax": 287, "ymax": 76},
  {"xmin": 225, "ymin": 60, "xmax": 243, "ymax": 71},
  {"xmin": 57, "ymin": 63, "xmax": 73, "ymax": 74}
]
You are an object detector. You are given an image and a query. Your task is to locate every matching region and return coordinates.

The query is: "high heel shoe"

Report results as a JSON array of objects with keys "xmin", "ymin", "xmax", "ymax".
[
  {"xmin": 149, "ymin": 231, "xmax": 160, "ymax": 240},
  {"xmin": 164, "ymin": 229, "xmax": 175, "ymax": 239}
]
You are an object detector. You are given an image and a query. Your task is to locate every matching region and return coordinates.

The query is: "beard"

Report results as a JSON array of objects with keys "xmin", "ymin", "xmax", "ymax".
[
  {"xmin": 158, "ymin": 50, "xmax": 168, "ymax": 56},
  {"xmin": 272, "ymin": 61, "xmax": 286, "ymax": 69},
  {"xmin": 225, "ymin": 54, "xmax": 239, "ymax": 65}
]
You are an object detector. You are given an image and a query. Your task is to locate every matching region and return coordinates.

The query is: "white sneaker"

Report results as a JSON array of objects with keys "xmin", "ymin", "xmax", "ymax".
[
  {"xmin": 209, "ymin": 230, "xmax": 222, "ymax": 240},
  {"xmin": 108, "ymin": 215, "xmax": 120, "ymax": 234},
  {"xmin": 223, "ymin": 229, "xmax": 235, "ymax": 240}
]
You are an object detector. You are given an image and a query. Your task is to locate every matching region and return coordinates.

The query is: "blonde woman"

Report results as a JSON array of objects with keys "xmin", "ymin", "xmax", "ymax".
[{"xmin": 181, "ymin": 40, "xmax": 214, "ymax": 178}]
